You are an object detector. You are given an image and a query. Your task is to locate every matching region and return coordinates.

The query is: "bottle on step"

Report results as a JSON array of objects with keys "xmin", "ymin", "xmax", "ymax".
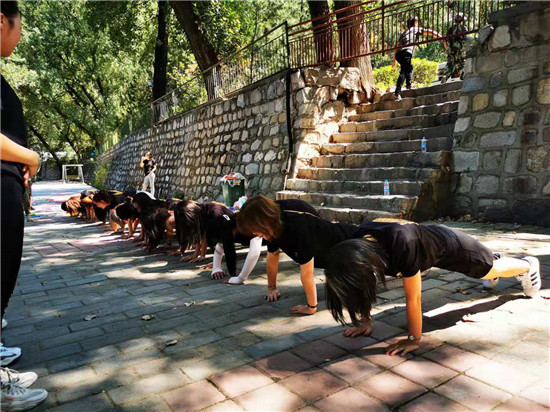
[
  {"xmin": 383, "ymin": 180, "xmax": 390, "ymax": 196},
  {"xmin": 421, "ymin": 136, "xmax": 427, "ymax": 153}
]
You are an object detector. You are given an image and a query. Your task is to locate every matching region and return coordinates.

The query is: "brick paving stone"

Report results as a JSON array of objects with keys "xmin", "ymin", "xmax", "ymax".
[
  {"xmin": 295, "ymin": 408, "xmax": 320, "ymax": 412},
  {"xmin": 315, "ymin": 387, "xmax": 388, "ymax": 412},
  {"xmin": 422, "ymin": 344, "xmax": 488, "ymax": 372},
  {"xmin": 356, "ymin": 370, "xmax": 427, "ymax": 408},
  {"xmin": 493, "ymin": 396, "xmax": 550, "ymax": 411},
  {"xmin": 280, "ymin": 368, "xmax": 347, "ymax": 402},
  {"xmin": 202, "ymin": 399, "xmax": 244, "ymax": 411},
  {"xmin": 356, "ymin": 341, "xmax": 413, "ymax": 369},
  {"xmin": 291, "ymin": 340, "xmax": 347, "ymax": 365},
  {"xmin": 244, "ymin": 334, "xmax": 307, "ymax": 359},
  {"xmin": 210, "ymin": 364, "xmax": 273, "ymax": 397},
  {"xmin": 466, "ymin": 359, "xmax": 540, "ymax": 394},
  {"xmin": 254, "ymin": 351, "xmax": 312, "ymax": 379},
  {"xmin": 370, "ymin": 320, "xmax": 406, "ymax": 341},
  {"xmin": 391, "ymin": 357, "xmax": 458, "ymax": 388},
  {"xmin": 48, "ymin": 393, "xmax": 114, "ymax": 412},
  {"xmin": 519, "ymin": 385, "xmax": 550, "ymax": 408},
  {"xmin": 115, "ymin": 396, "xmax": 172, "ymax": 412},
  {"xmin": 324, "ymin": 332, "xmax": 378, "ymax": 352},
  {"xmin": 181, "ymin": 349, "xmax": 253, "ymax": 381},
  {"xmin": 435, "ymin": 375, "xmax": 512, "ymax": 411},
  {"xmin": 162, "ymin": 380, "xmax": 226, "ymax": 411},
  {"xmin": 400, "ymin": 392, "xmax": 473, "ymax": 412},
  {"xmin": 322, "ymin": 355, "xmax": 381, "ymax": 383},
  {"xmin": 234, "ymin": 383, "xmax": 306, "ymax": 411}
]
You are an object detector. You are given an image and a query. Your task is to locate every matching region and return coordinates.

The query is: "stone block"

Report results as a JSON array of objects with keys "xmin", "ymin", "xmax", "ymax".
[
  {"xmin": 478, "ymin": 25, "xmax": 494, "ymax": 45},
  {"xmin": 503, "ymin": 111, "xmax": 516, "ymax": 127},
  {"xmin": 493, "ymin": 89, "xmax": 508, "ymax": 107},
  {"xmin": 454, "ymin": 117, "xmax": 470, "ymax": 133},
  {"xmin": 544, "ymin": 127, "xmax": 550, "ymax": 142},
  {"xmin": 303, "ymin": 68, "xmax": 320, "ymax": 86},
  {"xmin": 489, "ymin": 71, "xmax": 504, "ymax": 88},
  {"xmin": 542, "ymin": 177, "xmax": 550, "ymax": 195},
  {"xmin": 250, "ymin": 89, "xmax": 262, "ymax": 104},
  {"xmin": 480, "ymin": 131, "xmax": 516, "ymax": 147},
  {"xmin": 521, "ymin": 129, "xmax": 538, "ymax": 145},
  {"xmin": 237, "ymin": 94, "xmax": 245, "ymax": 108},
  {"xmin": 458, "ymin": 96, "xmax": 469, "ymax": 115},
  {"xmin": 536, "ymin": 78, "xmax": 550, "ymax": 105},
  {"xmin": 476, "ymin": 53, "xmax": 503, "ymax": 73},
  {"xmin": 452, "ymin": 151, "xmax": 479, "ymax": 172},
  {"xmin": 507, "ymin": 66, "xmax": 538, "ymax": 84},
  {"xmin": 320, "ymin": 101, "xmax": 345, "ymax": 121},
  {"xmin": 483, "ymin": 151, "xmax": 502, "ymax": 171},
  {"xmin": 245, "ymin": 163, "xmax": 259, "ymax": 175},
  {"xmin": 475, "ymin": 175, "xmax": 500, "ymax": 194},
  {"xmin": 474, "ymin": 112, "xmax": 501, "ymax": 129},
  {"xmin": 472, "ymin": 93, "xmax": 489, "ymax": 111},
  {"xmin": 505, "ymin": 50, "xmax": 519, "ymax": 67},
  {"xmin": 526, "ymin": 146, "xmax": 550, "ymax": 172},
  {"xmin": 463, "ymin": 77, "xmax": 487, "ymax": 92},
  {"xmin": 503, "ymin": 175, "xmax": 538, "ymax": 194},
  {"xmin": 295, "ymin": 87, "xmax": 313, "ymax": 105},
  {"xmin": 512, "ymin": 85, "xmax": 532, "ymax": 106},
  {"xmin": 521, "ymin": 109, "xmax": 541, "ymax": 126},
  {"xmin": 489, "ymin": 25, "xmax": 511, "ymax": 50},
  {"xmin": 456, "ymin": 175, "xmax": 473, "ymax": 193},
  {"xmin": 504, "ymin": 149, "xmax": 521, "ymax": 173},
  {"xmin": 478, "ymin": 197, "xmax": 507, "ymax": 209}
]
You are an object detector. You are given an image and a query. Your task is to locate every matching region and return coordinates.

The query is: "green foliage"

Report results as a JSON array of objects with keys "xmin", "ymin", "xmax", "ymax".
[
  {"xmin": 93, "ymin": 159, "xmax": 111, "ymax": 191},
  {"xmin": 373, "ymin": 58, "xmax": 439, "ymax": 91}
]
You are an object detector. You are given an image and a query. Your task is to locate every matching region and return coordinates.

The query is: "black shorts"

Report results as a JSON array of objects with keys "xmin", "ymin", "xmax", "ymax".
[{"xmin": 437, "ymin": 227, "xmax": 494, "ymax": 279}]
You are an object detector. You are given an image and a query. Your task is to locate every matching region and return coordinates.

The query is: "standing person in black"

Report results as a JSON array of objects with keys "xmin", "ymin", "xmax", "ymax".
[
  {"xmin": 140, "ymin": 152, "xmax": 156, "ymax": 197},
  {"xmin": 0, "ymin": 2, "xmax": 49, "ymax": 409},
  {"xmin": 392, "ymin": 17, "xmax": 446, "ymax": 100}
]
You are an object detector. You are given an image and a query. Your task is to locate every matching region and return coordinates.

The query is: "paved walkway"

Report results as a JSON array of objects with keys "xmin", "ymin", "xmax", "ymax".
[{"xmin": 3, "ymin": 181, "xmax": 550, "ymax": 411}]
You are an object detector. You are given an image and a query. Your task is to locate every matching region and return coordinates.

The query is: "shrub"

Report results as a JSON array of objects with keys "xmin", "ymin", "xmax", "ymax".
[
  {"xmin": 93, "ymin": 159, "xmax": 110, "ymax": 190},
  {"xmin": 373, "ymin": 58, "xmax": 439, "ymax": 91}
]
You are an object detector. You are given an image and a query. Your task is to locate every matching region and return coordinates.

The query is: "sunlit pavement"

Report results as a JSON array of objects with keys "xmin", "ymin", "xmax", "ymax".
[{"xmin": 3, "ymin": 181, "xmax": 549, "ymax": 411}]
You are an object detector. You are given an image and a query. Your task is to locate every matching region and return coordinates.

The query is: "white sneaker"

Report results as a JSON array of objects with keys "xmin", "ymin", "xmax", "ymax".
[
  {"xmin": 0, "ymin": 345, "xmax": 21, "ymax": 367},
  {"xmin": 518, "ymin": 257, "xmax": 541, "ymax": 298},
  {"xmin": 0, "ymin": 368, "xmax": 38, "ymax": 388},
  {"xmin": 2, "ymin": 319, "xmax": 7, "ymax": 329},
  {"xmin": 482, "ymin": 278, "xmax": 499, "ymax": 289},
  {"xmin": 1, "ymin": 382, "xmax": 48, "ymax": 411}
]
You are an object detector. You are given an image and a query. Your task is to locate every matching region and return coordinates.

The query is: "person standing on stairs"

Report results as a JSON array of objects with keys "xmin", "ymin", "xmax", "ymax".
[{"xmin": 392, "ymin": 16, "xmax": 447, "ymax": 100}]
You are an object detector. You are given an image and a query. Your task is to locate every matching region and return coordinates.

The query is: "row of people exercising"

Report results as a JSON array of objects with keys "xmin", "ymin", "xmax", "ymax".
[{"xmin": 63, "ymin": 191, "xmax": 541, "ymax": 356}]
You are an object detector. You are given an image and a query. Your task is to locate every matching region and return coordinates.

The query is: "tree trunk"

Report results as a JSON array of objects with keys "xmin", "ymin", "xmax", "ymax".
[
  {"xmin": 333, "ymin": 0, "xmax": 375, "ymax": 98},
  {"xmin": 307, "ymin": 0, "xmax": 333, "ymax": 64},
  {"xmin": 29, "ymin": 125, "xmax": 63, "ymax": 174},
  {"xmin": 153, "ymin": 1, "xmax": 169, "ymax": 101}
]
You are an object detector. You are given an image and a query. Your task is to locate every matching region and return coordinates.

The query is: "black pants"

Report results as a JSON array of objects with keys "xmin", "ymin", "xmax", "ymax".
[
  {"xmin": 395, "ymin": 51, "xmax": 413, "ymax": 94},
  {"xmin": 1, "ymin": 173, "xmax": 24, "ymax": 318}
]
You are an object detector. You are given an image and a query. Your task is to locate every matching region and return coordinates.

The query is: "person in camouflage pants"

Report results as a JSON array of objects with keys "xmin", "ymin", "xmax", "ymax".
[{"xmin": 445, "ymin": 14, "xmax": 468, "ymax": 80}]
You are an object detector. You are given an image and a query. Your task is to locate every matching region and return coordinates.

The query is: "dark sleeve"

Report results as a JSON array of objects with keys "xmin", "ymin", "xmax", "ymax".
[
  {"xmin": 222, "ymin": 230, "xmax": 237, "ymax": 277},
  {"xmin": 389, "ymin": 225, "xmax": 423, "ymax": 278},
  {"xmin": 267, "ymin": 240, "xmax": 279, "ymax": 254}
]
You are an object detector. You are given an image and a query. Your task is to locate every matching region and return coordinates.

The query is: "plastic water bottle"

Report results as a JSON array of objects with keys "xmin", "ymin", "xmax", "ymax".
[
  {"xmin": 383, "ymin": 180, "xmax": 390, "ymax": 196},
  {"xmin": 421, "ymin": 136, "xmax": 427, "ymax": 153}
]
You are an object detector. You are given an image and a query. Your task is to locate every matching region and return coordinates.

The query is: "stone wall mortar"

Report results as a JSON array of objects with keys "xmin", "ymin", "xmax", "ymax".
[{"xmin": 452, "ymin": 3, "xmax": 550, "ymax": 226}]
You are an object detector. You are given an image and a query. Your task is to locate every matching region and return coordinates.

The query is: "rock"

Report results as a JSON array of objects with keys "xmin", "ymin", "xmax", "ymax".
[
  {"xmin": 320, "ymin": 101, "xmax": 345, "ymax": 121},
  {"xmin": 474, "ymin": 112, "xmax": 500, "ymax": 129},
  {"xmin": 242, "ymin": 153, "xmax": 253, "ymax": 162},
  {"xmin": 245, "ymin": 163, "xmax": 259, "ymax": 175},
  {"xmin": 482, "ymin": 151, "xmax": 502, "ymax": 170},
  {"xmin": 503, "ymin": 111, "xmax": 516, "ymax": 127},
  {"xmin": 250, "ymin": 89, "xmax": 262, "ymax": 104},
  {"xmin": 542, "ymin": 178, "xmax": 550, "ymax": 195},
  {"xmin": 296, "ymin": 87, "xmax": 313, "ymax": 105},
  {"xmin": 521, "ymin": 129, "xmax": 537, "ymax": 145},
  {"xmin": 526, "ymin": 146, "xmax": 550, "ymax": 173},
  {"xmin": 472, "ymin": 93, "xmax": 489, "ymax": 111},
  {"xmin": 457, "ymin": 175, "xmax": 473, "ymax": 193},
  {"xmin": 480, "ymin": 131, "xmax": 516, "ymax": 147},
  {"xmin": 339, "ymin": 68, "xmax": 361, "ymax": 91},
  {"xmin": 507, "ymin": 66, "xmax": 537, "ymax": 84},
  {"xmin": 475, "ymin": 175, "xmax": 500, "ymax": 195},
  {"xmin": 503, "ymin": 176, "xmax": 538, "ymax": 194},
  {"xmin": 478, "ymin": 25, "xmax": 494, "ymax": 44},
  {"xmin": 290, "ymin": 71, "xmax": 305, "ymax": 91},
  {"xmin": 476, "ymin": 53, "xmax": 502, "ymax": 73},
  {"xmin": 251, "ymin": 139, "xmax": 261, "ymax": 151},
  {"xmin": 463, "ymin": 77, "xmax": 486, "ymax": 92},
  {"xmin": 493, "ymin": 89, "xmax": 508, "ymax": 107},
  {"xmin": 264, "ymin": 150, "xmax": 277, "ymax": 162},
  {"xmin": 505, "ymin": 50, "xmax": 519, "ymax": 67},
  {"xmin": 452, "ymin": 151, "xmax": 479, "ymax": 172},
  {"xmin": 489, "ymin": 25, "xmax": 511, "ymax": 50},
  {"xmin": 237, "ymin": 94, "xmax": 245, "ymax": 108},
  {"xmin": 458, "ymin": 96, "xmax": 469, "ymax": 115},
  {"xmin": 454, "ymin": 117, "xmax": 470, "ymax": 133},
  {"xmin": 536, "ymin": 78, "xmax": 550, "ymax": 105},
  {"xmin": 512, "ymin": 85, "xmax": 531, "ymax": 106},
  {"xmin": 504, "ymin": 149, "xmax": 521, "ymax": 173},
  {"xmin": 489, "ymin": 72, "xmax": 504, "ymax": 88},
  {"xmin": 303, "ymin": 68, "xmax": 320, "ymax": 86}
]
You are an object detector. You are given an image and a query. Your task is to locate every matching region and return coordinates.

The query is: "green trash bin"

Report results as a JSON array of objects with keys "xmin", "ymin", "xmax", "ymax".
[{"xmin": 221, "ymin": 172, "xmax": 246, "ymax": 207}]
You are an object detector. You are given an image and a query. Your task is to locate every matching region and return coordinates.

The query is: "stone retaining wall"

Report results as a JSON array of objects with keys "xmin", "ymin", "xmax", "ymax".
[{"xmin": 451, "ymin": 3, "xmax": 550, "ymax": 226}]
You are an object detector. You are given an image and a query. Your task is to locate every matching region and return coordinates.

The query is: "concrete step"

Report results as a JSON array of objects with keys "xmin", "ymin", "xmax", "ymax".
[
  {"xmin": 297, "ymin": 166, "xmax": 439, "ymax": 181},
  {"xmin": 317, "ymin": 206, "xmax": 398, "ymax": 224},
  {"xmin": 357, "ymin": 89, "xmax": 461, "ymax": 114},
  {"xmin": 311, "ymin": 150, "xmax": 451, "ymax": 169},
  {"xmin": 339, "ymin": 113, "xmax": 457, "ymax": 133},
  {"xmin": 415, "ymin": 90, "xmax": 462, "ymax": 107},
  {"xmin": 276, "ymin": 190, "xmax": 417, "ymax": 214},
  {"xmin": 321, "ymin": 136, "xmax": 452, "ymax": 155},
  {"xmin": 332, "ymin": 124, "xmax": 454, "ymax": 144},
  {"xmin": 348, "ymin": 101, "xmax": 458, "ymax": 122},
  {"xmin": 401, "ymin": 81, "xmax": 463, "ymax": 98},
  {"xmin": 286, "ymin": 178, "xmax": 424, "ymax": 196}
]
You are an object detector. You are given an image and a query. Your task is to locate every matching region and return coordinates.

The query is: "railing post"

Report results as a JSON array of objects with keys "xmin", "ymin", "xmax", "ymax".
[
  {"xmin": 284, "ymin": 21, "xmax": 291, "ymax": 70},
  {"xmin": 381, "ymin": 0, "xmax": 385, "ymax": 56}
]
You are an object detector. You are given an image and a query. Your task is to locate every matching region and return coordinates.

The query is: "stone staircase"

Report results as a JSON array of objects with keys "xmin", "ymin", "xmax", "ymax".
[{"xmin": 278, "ymin": 81, "xmax": 463, "ymax": 223}]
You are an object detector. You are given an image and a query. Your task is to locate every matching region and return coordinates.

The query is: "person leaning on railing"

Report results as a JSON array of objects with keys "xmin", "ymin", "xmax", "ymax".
[{"xmin": 392, "ymin": 16, "xmax": 448, "ymax": 100}]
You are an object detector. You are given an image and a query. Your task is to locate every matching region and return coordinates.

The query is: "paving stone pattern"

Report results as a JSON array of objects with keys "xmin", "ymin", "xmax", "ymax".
[{"xmin": 3, "ymin": 182, "xmax": 550, "ymax": 411}]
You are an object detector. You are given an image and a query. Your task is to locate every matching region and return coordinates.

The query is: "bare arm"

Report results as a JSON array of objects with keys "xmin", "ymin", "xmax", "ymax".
[
  {"xmin": 1, "ymin": 134, "xmax": 41, "ymax": 180},
  {"xmin": 265, "ymin": 251, "xmax": 281, "ymax": 301},
  {"xmin": 290, "ymin": 258, "xmax": 317, "ymax": 315},
  {"xmin": 392, "ymin": 41, "xmax": 401, "ymax": 68}
]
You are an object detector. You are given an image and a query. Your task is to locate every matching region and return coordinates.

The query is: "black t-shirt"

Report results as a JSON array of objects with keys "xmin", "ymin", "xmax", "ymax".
[
  {"xmin": 201, "ymin": 202, "xmax": 238, "ymax": 276},
  {"xmin": 267, "ymin": 211, "xmax": 359, "ymax": 268},
  {"xmin": 143, "ymin": 158, "xmax": 156, "ymax": 175},
  {"xmin": 276, "ymin": 198, "xmax": 319, "ymax": 217},
  {"xmin": 1, "ymin": 74, "xmax": 27, "ymax": 185},
  {"xmin": 355, "ymin": 222, "xmax": 463, "ymax": 278}
]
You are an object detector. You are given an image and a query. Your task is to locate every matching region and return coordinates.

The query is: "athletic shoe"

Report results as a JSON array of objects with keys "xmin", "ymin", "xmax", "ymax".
[
  {"xmin": 0, "ymin": 368, "xmax": 38, "ymax": 388},
  {"xmin": 518, "ymin": 257, "xmax": 541, "ymax": 298},
  {"xmin": 2, "ymin": 319, "xmax": 7, "ymax": 329},
  {"xmin": 483, "ymin": 252, "xmax": 503, "ymax": 289},
  {"xmin": 0, "ymin": 345, "xmax": 21, "ymax": 367},
  {"xmin": 1, "ymin": 381, "xmax": 48, "ymax": 411},
  {"xmin": 394, "ymin": 93, "xmax": 402, "ymax": 101}
]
